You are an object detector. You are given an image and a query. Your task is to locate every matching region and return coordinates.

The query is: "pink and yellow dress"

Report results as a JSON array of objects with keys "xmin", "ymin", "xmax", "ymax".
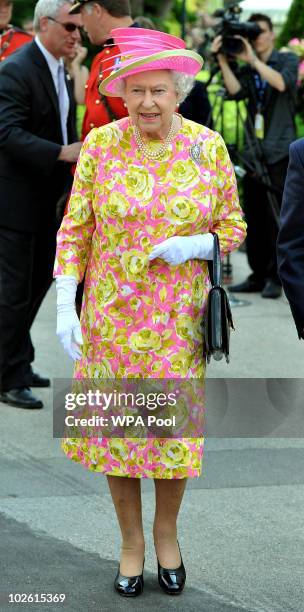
[{"xmin": 54, "ymin": 116, "xmax": 246, "ymax": 479}]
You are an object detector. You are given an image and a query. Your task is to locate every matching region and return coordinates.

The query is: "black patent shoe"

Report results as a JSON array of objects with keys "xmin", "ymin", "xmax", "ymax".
[
  {"xmin": 261, "ymin": 280, "xmax": 282, "ymax": 299},
  {"xmin": 0, "ymin": 387, "xmax": 43, "ymax": 409},
  {"xmin": 157, "ymin": 541, "xmax": 186, "ymax": 595},
  {"xmin": 30, "ymin": 372, "xmax": 51, "ymax": 388},
  {"xmin": 228, "ymin": 276, "xmax": 264, "ymax": 293},
  {"xmin": 114, "ymin": 559, "xmax": 144, "ymax": 597}
]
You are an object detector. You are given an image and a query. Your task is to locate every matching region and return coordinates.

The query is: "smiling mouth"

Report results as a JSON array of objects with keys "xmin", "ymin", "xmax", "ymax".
[{"xmin": 139, "ymin": 113, "xmax": 160, "ymax": 119}]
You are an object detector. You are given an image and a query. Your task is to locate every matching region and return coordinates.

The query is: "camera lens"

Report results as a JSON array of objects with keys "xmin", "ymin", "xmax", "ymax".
[{"xmin": 220, "ymin": 36, "xmax": 245, "ymax": 56}]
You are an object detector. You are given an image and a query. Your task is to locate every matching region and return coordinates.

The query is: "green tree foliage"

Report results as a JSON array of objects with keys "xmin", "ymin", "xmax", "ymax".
[
  {"xmin": 131, "ymin": 0, "xmax": 197, "ymax": 33},
  {"xmin": 12, "ymin": 0, "xmax": 190, "ymax": 37},
  {"xmin": 12, "ymin": 0, "xmax": 36, "ymax": 28},
  {"xmin": 12, "ymin": 0, "xmax": 175, "ymax": 29},
  {"xmin": 130, "ymin": 0, "xmax": 174, "ymax": 19},
  {"xmin": 277, "ymin": 0, "xmax": 304, "ymax": 47},
  {"xmin": 171, "ymin": 0, "xmax": 196, "ymax": 25}
]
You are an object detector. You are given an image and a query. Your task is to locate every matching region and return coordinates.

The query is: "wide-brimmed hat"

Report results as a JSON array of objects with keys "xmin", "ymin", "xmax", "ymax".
[{"xmin": 99, "ymin": 28, "xmax": 204, "ymax": 97}]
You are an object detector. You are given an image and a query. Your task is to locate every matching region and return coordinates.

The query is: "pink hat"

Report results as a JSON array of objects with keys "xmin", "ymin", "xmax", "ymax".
[{"xmin": 99, "ymin": 28, "xmax": 203, "ymax": 97}]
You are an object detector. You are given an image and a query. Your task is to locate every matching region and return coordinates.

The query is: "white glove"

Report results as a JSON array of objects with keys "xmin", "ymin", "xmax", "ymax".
[
  {"xmin": 55, "ymin": 275, "xmax": 83, "ymax": 361},
  {"xmin": 148, "ymin": 233, "xmax": 214, "ymax": 265}
]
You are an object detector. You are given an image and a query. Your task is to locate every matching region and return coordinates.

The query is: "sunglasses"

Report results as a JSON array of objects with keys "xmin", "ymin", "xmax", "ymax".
[{"xmin": 47, "ymin": 16, "xmax": 81, "ymax": 33}]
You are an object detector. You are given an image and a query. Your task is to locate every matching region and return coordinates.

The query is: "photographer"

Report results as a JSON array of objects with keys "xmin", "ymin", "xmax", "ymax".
[{"xmin": 211, "ymin": 13, "xmax": 298, "ymax": 299}]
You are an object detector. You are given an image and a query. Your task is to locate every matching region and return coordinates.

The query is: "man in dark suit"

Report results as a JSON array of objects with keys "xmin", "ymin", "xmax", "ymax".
[
  {"xmin": 277, "ymin": 140, "xmax": 304, "ymax": 340},
  {"xmin": 0, "ymin": 0, "xmax": 82, "ymax": 408}
]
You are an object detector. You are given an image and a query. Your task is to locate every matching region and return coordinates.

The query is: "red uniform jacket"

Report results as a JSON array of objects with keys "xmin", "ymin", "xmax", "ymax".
[
  {"xmin": 0, "ymin": 27, "xmax": 32, "ymax": 62},
  {"xmin": 81, "ymin": 41, "xmax": 128, "ymax": 140}
]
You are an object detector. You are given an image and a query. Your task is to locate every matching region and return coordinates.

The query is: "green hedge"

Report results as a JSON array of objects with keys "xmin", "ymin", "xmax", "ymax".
[{"xmin": 277, "ymin": 0, "xmax": 304, "ymax": 48}]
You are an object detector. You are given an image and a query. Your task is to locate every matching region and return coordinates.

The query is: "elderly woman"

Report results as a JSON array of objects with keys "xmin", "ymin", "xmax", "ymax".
[{"xmin": 54, "ymin": 28, "xmax": 246, "ymax": 597}]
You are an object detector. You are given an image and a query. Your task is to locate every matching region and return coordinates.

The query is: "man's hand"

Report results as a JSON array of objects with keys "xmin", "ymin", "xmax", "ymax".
[
  {"xmin": 208, "ymin": 36, "xmax": 242, "ymax": 94},
  {"xmin": 233, "ymin": 36, "xmax": 256, "ymax": 66},
  {"xmin": 234, "ymin": 37, "xmax": 286, "ymax": 91},
  {"xmin": 58, "ymin": 142, "xmax": 82, "ymax": 163},
  {"xmin": 211, "ymin": 34, "xmax": 256, "ymax": 67},
  {"xmin": 210, "ymin": 34, "xmax": 224, "ymax": 56},
  {"xmin": 71, "ymin": 44, "xmax": 88, "ymax": 68},
  {"xmin": 210, "ymin": 34, "xmax": 230, "ymax": 66}
]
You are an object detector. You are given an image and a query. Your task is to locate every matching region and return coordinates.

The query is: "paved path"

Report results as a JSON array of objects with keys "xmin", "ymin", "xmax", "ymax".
[{"xmin": 0, "ymin": 251, "xmax": 303, "ymax": 612}]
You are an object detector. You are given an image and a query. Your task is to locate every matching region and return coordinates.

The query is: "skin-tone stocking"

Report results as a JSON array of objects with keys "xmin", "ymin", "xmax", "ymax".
[
  {"xmin": 153, "ymin": 478, "xmax": 187, "ymax": 568},
  {"xmin": 106, "ymin": 475, "xmax": 145, "ymax": 576},
  {"xmin": 107, "ymin": 476, "xmax": 187, "ymax": 573}
]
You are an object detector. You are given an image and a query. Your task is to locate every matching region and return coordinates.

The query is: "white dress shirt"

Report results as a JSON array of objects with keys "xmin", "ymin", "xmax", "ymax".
[{"xmin": 35, "ymin": 35, "xmax": 69, "ymax": 145}]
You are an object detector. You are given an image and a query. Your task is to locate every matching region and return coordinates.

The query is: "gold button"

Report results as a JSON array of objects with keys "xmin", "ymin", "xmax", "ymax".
[
  {"xmin": 90, "ymin": 122, "xmax": 95, "ymax": 128},
  {"xmin": 105, "ymin": 49, "xmax": 110, "ymax": 54},
  {"xmin": 123, "ymin": 102, "xmax": 127, "ymax": 107},
  {"xmin": 95, "ymin": 99, "xmax": 100, "ymax": 104},
  {"xmin": 85, "ymin": 84, "xmax": 88, "ymax": 89}
]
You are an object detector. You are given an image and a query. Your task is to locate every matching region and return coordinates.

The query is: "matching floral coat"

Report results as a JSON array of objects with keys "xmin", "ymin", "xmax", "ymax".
[{"xmin": 54, "ymin": 116, "xmax": 246, "ymax": 478}]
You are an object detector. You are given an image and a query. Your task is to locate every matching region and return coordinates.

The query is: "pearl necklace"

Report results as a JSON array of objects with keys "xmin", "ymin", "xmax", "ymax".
[{"xmin": 133, "ymin": 115, "xmax": 177, "ymax": 160}]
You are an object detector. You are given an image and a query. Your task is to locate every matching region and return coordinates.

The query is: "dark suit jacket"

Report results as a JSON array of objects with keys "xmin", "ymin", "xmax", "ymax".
[
  {"xmin": 0, "ymin": 41, "xmax": 77, "ymax": 232},
  {"xmin": 277, "ymin": 139, "xmax": 304, "ymax": 338}
]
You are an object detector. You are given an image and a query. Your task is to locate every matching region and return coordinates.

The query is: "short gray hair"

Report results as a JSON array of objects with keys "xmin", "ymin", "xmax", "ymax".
[
  {"xmin": 171, "ymin": 71, "xmax": 195, "ymax": 103},
  {"xmin": 33, "ymin": 0, "xmax": 73, "ymax": 31},
  {"xmin": 116, "ymin": 70, "xmax": 195, "ymax": 103}
]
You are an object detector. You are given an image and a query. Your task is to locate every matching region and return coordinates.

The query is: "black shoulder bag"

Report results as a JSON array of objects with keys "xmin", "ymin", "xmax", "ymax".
[{"xmin": 203, "ymin": 234, "xmax": 234, "ymax": 364}]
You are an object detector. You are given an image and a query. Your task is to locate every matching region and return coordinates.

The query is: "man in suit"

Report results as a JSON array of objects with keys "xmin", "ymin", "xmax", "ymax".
[
  {"xmin": 277, "ymin": 140, "xmax": 304, "ymax": 339},
  {"xmin": 211, "ymin": 13, "xmax": 298, "ymax": 299},
  {"xmin": 0, "ymin": 0, "xmax": 82, "ymax": 409}
]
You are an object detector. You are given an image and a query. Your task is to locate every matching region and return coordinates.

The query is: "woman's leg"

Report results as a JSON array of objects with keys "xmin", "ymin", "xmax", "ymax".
[
  {"xmin": 107, "ymin": 475, "xmax": 145, "ymax": 576},
  {"xmin": 153, "ymin": 478, "xmax": 187, "ymax": 568}
]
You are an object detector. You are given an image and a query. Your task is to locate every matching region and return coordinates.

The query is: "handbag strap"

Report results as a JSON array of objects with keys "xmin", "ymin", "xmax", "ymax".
[
  {"xmin": 212, "ymin": 233, "xmax": 222, "ymax": 286},
  {"xmin": 207, "ymin": 233, "xmax": 222, "ymax": 287}
]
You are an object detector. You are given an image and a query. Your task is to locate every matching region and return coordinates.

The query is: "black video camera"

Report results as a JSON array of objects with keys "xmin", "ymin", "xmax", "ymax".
[{"xmin": 213, "ymin": 1, "xmax": 262, "ymax": 56}]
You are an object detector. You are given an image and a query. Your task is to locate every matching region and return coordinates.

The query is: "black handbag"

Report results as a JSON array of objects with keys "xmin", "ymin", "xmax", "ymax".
[{"xmin": 203, "ymin": 234, "xmax": 234, "ymax": 363}]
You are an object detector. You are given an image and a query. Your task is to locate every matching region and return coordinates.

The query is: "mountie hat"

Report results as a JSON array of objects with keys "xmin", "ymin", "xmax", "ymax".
[
  {"xmin": 69, "ymin": 0, "xmax": 91, "ymax": 15},
  {"xmin": 99, "ymin": 28, "xmax": 204, "ymax": 97}
]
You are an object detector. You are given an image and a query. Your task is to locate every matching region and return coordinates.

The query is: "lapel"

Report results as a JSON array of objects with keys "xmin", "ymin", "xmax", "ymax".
[
  {"xmin": 29, "ymin": 41, "xmax": 61, "ymax": 122},
  {"xmin": 29, "ymin": 41, "xmax": 77, "ymax": 142}
]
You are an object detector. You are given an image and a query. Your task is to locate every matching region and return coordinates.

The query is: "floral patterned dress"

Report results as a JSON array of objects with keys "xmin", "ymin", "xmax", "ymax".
[{"xmin": 54, "ymin": 116, "xmax": 246, "ymax": 479}]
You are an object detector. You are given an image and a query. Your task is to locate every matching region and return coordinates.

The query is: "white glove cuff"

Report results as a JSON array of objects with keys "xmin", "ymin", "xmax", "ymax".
[
  {"xmin": 194, "ymin": 233, "xmax": 214, "ymax": 260},
  {"xmin": 55, "ymin": 275, "xmax": 78, "ymax": 311}
]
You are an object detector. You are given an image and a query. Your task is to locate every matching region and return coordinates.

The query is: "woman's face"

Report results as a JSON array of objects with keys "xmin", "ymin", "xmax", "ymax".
[{"xmin": 124, "ymin": 70, "xmax": 179, "ymax": 139}]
